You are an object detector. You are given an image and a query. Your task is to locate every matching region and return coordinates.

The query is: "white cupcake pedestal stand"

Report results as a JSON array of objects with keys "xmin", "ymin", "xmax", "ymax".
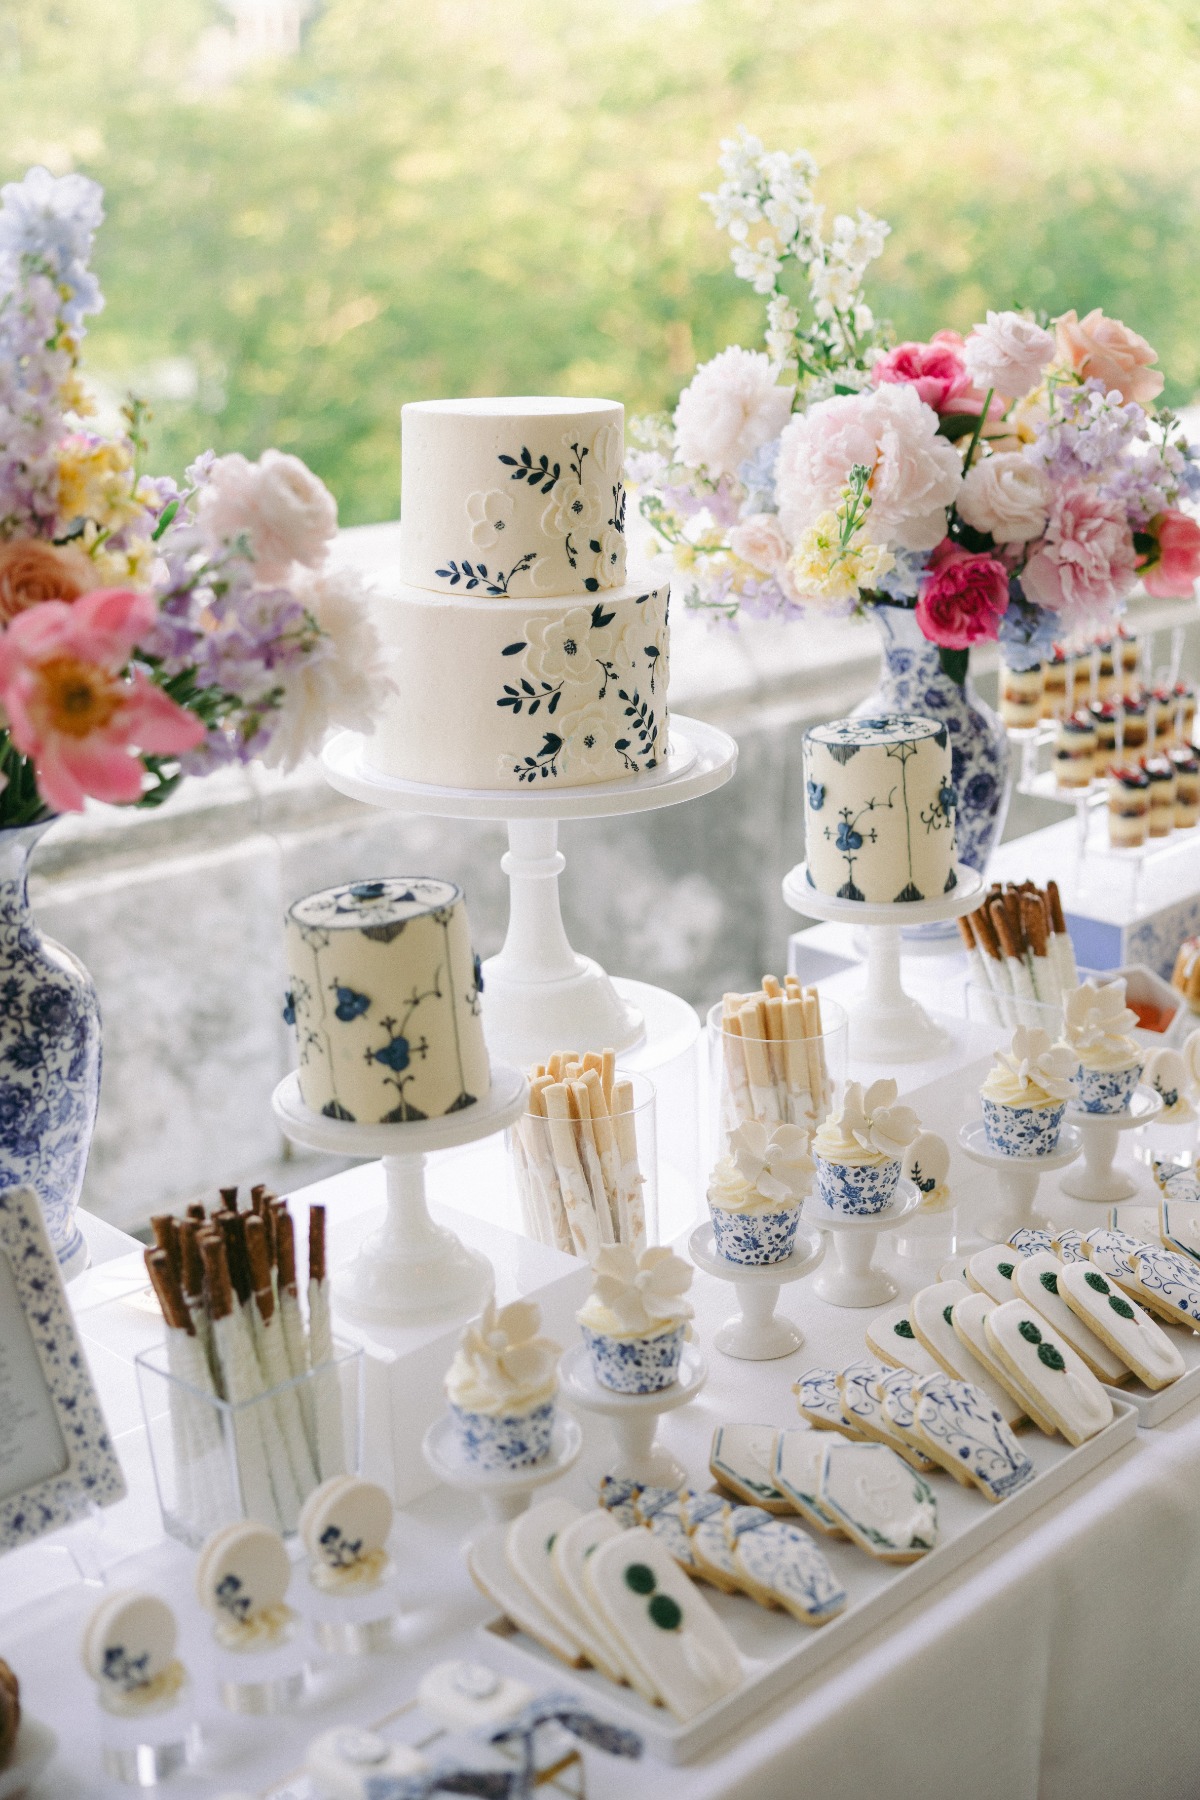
[
  {"xmin": 687, "ymin": 1221, "xmax": 824, "ymax": 1359},
  {"xmin": 957, "ymin": 1120, "xmax": 1083, "ymax": 1243},
  {"xmin": 558, "ymin": 1340, "xmax": 706, "ymax": 1487},
  {"xmin": 272, "ymin": 1063, "xmax": 528, "ymax": 1323},
  {"xmin": 421, "ymin": 1413, "xmax": 583, "ymax": 1528},
  {"xmin": 322, "ymin": 719, "xmax": 736, "ymax": 1066},
  {"xmin": 781, "ymin": 862, "xmax": 985, "ymax": 1062},
  {"xmin": 1059, "ymin": 1088, "xmax": 1164, "ymax": 1203},
  {"xmin": 799, "ymin": 1180, "xmax": 922, "ymax": 1307}
]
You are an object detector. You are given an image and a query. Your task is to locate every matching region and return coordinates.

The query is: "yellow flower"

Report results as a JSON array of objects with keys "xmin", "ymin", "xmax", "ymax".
[
  {"xmin": 1010, "ymin": 384, "xmax": 1051, "ymax": 445},
  {"xmin": 57, "ymin": 436, "xmax": 142, "ymax": 533},
  {"xmin": 58, "ymin": 371, "xmax": 96, "ymax": 418},
  {"xmin": 788, "ymin": 511, "xmax": 893, "ymax": 606}
]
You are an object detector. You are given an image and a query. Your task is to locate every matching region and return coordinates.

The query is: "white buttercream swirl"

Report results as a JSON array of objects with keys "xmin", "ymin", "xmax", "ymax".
[
  {"xmin": 577, "ymin": 1244, "xmax": 694, "ymax": 1340},
  {"xmin": 444, "ymin": 1299, "xmax": 560, "ymax": 1416},
  {"xmin": 812, "ymin": 1079, "xmax": 920, "ymax": 1168},
  {"xmin": 1061, "ymin": 978, "xmax": 1142, "ymax": 1073},
  {"xmin": 982, "ymin": 1025, "xmax": 1078, "ymax": 1107},
  {"xmin": 709, "ymin": 1120, "xmax": 812, "ymax": 1212}
]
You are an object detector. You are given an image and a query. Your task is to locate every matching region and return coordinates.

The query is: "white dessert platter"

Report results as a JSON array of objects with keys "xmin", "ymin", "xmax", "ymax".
[
  {"xmin": 781, "ymin": 862, "xmax": 986, "ymax": 1062},
  {"xmin": 687, "ymin": 1220, "xmax": 824, "ymax": 1360},
  {"xmin": 272, "ymin": 1062, "xmax": 528, "ymax": 1323},
  {"xmin": 558, "ymin": 1339, "xmax": 707, "ymax": 1488},
  {"xmin": 1059, "ymin": 1086, "xmax": 1165, "ymax": 1202},
  {"xmin": 957, "ymin": 1120, "xmax": 1084, "ymax": 1243},
  {"xmin": 421, "ymin": 1412, "xmax": 583, "ymax": 1526},
  {"xmin": 799, "ymin": 1179, "xmax": 922, "ymax": 1308},
  {"xmin": 323, "ymin": 716, "xmax": 736, "ymax": 1065}
]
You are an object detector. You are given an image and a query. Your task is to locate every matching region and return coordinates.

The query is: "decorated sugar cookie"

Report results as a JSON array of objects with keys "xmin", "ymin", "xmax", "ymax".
[
  {"xmin": 82, "ymin": 1591, "xmax": 186, "ymax": 1716},
  {"xmin": 772, "ymin": 1431, "xmax": 849, "ymax": 1536},
  {"xmin": 949, "ymin": 1291, "xmax": 1049, "ymax": 1433},
  {"xmin": 723, "ymin": 1507, "xmax": 847, "ymax": 1626},
  {"xmin": 1058, "ymin": 1263, "xmax": 1185, "ymax": 1391},
  {"xmin": 1127, "ymin": 1245, "xmax": 1200, "ymax": 1330},
  {"xmin": 911, "ymin": 1373, "xmax": 1035, "ymax": 1502},
  {"xmin": 836, "ymin": 1360, "xmax": 937, "ymax": 1473},
  {"xmin": 633, "ymin": 1486, "xmax": 701, "ymax": 1573},
  {"xmin": 904, "ymin": 1131, "xmax": 951, "ymax": 1209},
  {"xmin": 1007, "ymin": 1228, "xmax": 1055, "ymax": 1257},
  {"xmin": 910, "ymin": 1281, "xmax": 1025, "ymax": 1427},
  {"xmin": 467, "ymin": 1522, "xmax": 584, "ymax": 1669},
  {"xmin": 864, "ymin": 1304, "xmax": 943, "ymax": 1379},
  {"xmin": 1012, "ymin": 1252, "xmax": 1130, "ymax": 1384},
  {"xmin": 550, "ymin": 1511, "xmax": 658, "ymax": 1702},
  {"xmin": 508, "ymin": 1500, "xmax": 625, "ymax": 1683},
  {"xmin": 1161, "ymin": 1198, "xmax": 1200, "ymax": 1265},
  {"xmin": 983, "ymin": 1300, "xmax": 1114, "ymax": 1444},
  {"xmin": 793, "ymin": 1368, "xmax": 865, "ymax": 1437},
  {"xmin": 709, "ymin": 1423, "xmax": 790, "ymax": 1512},
  {"xmin": 1082, "ymin": 1228, "xmax": 1151, "ymax": 1286},
  {"xmin": 196, "ymin": 1522, "xmax": 294, "ymax": 1651},
  {"xmin": 1162, "ymin": 1169, "xmax": 1200, "ymax": 1208},
  {"xmin": 965, "ymin": 1245, "xmax": 1021, "ymax": 1306},
  {"xmin": 816, "ymin": 1440, "xmax": 937, "ymax": 1562},
  {"xmin": 878, "ymin": 1366, "xmax": 945, "ymax": 1471},
  {"xmin": 417, "ymin": 1661, "xmax": 535, "ymax": 1732},
  {"xmin": 1050, "ymin": 1227, "xmax": 1087, "ymax": 1264},
  {"xmin": 683, "ymin": 1495, "xmax": 750, "ymax": 1593},
  {"xmin": 583, "ymin": 1532, "xmax": 744, "ymax": 1721},
  {"xmin": 938, "ymin": 1258, "xmax": 970, "ymax": 1283},
  {"xmin": 597, "ymin": 1475, "xmax": 641, "ymax": 1527},
  {"xmin": 299, "ymin": 1476, "xmax": 393, "ymax": 1593}
]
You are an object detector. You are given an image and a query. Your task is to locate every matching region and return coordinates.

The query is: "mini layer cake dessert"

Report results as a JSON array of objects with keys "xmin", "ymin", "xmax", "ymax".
[
  {"xmin": 980, "ymin": 1026, "xmax": 1077, "ymax": 1156},
  {"xmin": 1172, "ymin": 937, "xmax": 1200, "ymax": 1015},
  {"xmin": 1142, "ymin": 754, "xmax": 1177, "ymax": 836},
  {"xmin": 1121, "ymin": 692, "xmax": 1148, "ymax": 752},
  {"xmin": 707, "ymin": 1120, "xmax": 812, "ymax": 1264},
  {"xmin": 1053, "ymin": 712, "xmax": 1096, "ymax": 788},
  {"xmin": 577, "ymin": 1244, "xmax": 693, "ymax": 1392},
  {"xmin": 1095, "ymin": 641, "xmax": 1117, "ymax": 701},
  {"xmin": 1061, "ymin": 978, "xmax": 1143, "ymax": 1114},
  {"xmin": 1000, "ymin": 662, "xmax": 1043, "ymax": 728},
  {"xmin": 1170, "ymin": 747, "xmax": 1200, "ymax": 827},
  {"xmin": 1088, "ymin": 700, "xmax": 1120, "ymax": 776},
  {"xmin": 1107, "ymin": 766, "xmax": 1150, "ymax": 848},
  {"xmin": 445, "ymin": 1300, "xmax": 560, "ymax": 1468},
  {"xmin": 1147, "ymin": 687, "xmax": 1176, "ymax": 750},
  {"xmin": 812, "ymin": 1079, "xmax": 920, "ymax": 1215},
  {"xmin": 1117, "ymin": 630, "xmax": 1140, "ymax": 695},
  {"xmin": 1042, "ymin": 650, "xmax": 1069, "ymax": 719},
  {"xmin": 284, "ymin": 876, "xmax": 489, "ymax": 1124},
  {"xmin": 802, "ymin": 715, "xmax": 957, "ymax": 903}
]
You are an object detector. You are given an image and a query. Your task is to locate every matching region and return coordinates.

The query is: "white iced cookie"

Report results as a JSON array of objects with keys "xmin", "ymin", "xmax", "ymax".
[
  {"xmin": 949, "ymin": 1291, "xmax": 1051, "ymax": 1434},
  {"xmin": 865, "ymin": 1304, "xmax": 943, "ymax": 1378},
  {"xmin": 984, "ymin": 1299, "xmax": 1114, "ymax": 1444},
  {"xmin": 1083, "ymin": 1228, "xmax": 1151, "ymax": 1287},
  {"xmin": 1126, "ymin": 1245, "xmax": 1200, "ymax": 1331},
  {"xmin": 82, "ymin": 1591, "xmax": 185, "ymax": 1717},
  {"xmin": 196, "ymin": 1521, "xmax": 293, "ymax": 1650},
  {"xmin": 771, "ymin": 1431, "xmax": 848, "ymax": 1537},
  {"xmin": 816, "ymin": 1439, "xmax": 937, "ymax": 1562},
  {"xmin": 1051, "ymin": 1228, "xmax": 1087, "ymax": 1264},
  {"xmin": 632, "ymin": 1486, "xmax": 700, "ymax": 1574},
  {"xmin": 1145, "ymin": 1048, "xmax": 1193, "ymax": 1120},
  {"xmin": 709, "ymin": 1423, "xmax": 790, "ymax": 1512},
  {"xmin": 793, "ymin": 1367, "xmax": 866, "ymax": 1437},
  {"xmin": 910, "ymin": 1281, "xmax": 1025, "ymax": 1427},
  {"xmin": 416, "ymin": 1661, "xmax": 534, "ymax": 1731},
  {"xmin": 911, "ymin": 1373, "xmax": 1035, "ymax": 1502},
  {"xmin": 1161, "ymin": 1198, "xmax": 1200, "ymax": 1264},
  {"xmin": 583, "ymin": 1532, "xmax": 744, "ymax": 1721},
  {"xmin": 299, "ymin": 1475, "xmax": 393, "ymax": 1593},
  {"xmin": 1058, "ymin": 1262, "xmax": 1185, "ymax": 1391},
  {"xmin": 905, "ymin": 1131, "xmax": 951, "ymax": 1208},
  {"xmin": 507, "ymin": 1499, "xmax": 625, "ymax": 1681},
  {"xmin": 305, "ymin": 1729, "xmax": 426, "ymax": 1799},
  {"xmin": 1012, "ymin": 1252, "xmax": 1130, "ymax": 1384},
  {"xmin": 724, "ymin": 1507, "xmax": 847, "ymax": 1626},
  {"xmin": 467, "ymin": 1521, "xmax": 584, "ymax": 1668},
  {"xmin": 683, "ymin": 1495, "xmax": 750, "ymax": 1594},
  {"xmin": 836, "ymin": 1360, "xmax": 937, "ymax": 1473},
  {"xmin": 965, "ymin": 1245, "xmax": 1022, "ymax": 1305},
  {"xmin": 597, "ymin": 1475, "xmax": 641, "ymax": 1526},
  {"xmin": 549, "ymin": 1511, "xmax": 658, "ymax": 1700},
  {"xmin": 1162, "ymin": 1169, "xmax": 1200, "ymax": 1208},
  {"xmin": 938, "ymin": 1257, "xmax": 970, "ymax": 1284},
  {"xmin": 1007, "ymin": 1228, "xmax": 1055, "ymax": 1257},
  {"xmin": 878, "ymin": 1365, "xmax": 947, "ymax": 1470}
]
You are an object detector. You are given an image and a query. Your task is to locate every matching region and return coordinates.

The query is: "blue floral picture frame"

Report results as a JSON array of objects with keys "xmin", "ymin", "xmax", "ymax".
[{"xmin": 0, "ymin": 1185, "xmax": 125, "ymax": 1554}]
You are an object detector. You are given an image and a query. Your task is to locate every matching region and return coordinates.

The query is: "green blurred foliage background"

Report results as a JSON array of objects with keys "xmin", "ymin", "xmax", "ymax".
[{"xmin": 2, "ymin": 0, "xmax": 1198, "ymax": 523}]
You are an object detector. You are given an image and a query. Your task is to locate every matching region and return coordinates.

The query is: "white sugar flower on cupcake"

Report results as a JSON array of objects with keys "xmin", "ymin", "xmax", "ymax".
[
  {"xmin": 707, "ymin": 1121, "xmax": 813, "ymax": 1264},
  {"xmin": 577, "ymin": 1244, "xmax": 694, "ymax": 1393},
  {"xmin": 445, "ymin": 1300, "xmax": 560, "ymax": 1470},
  {"xmin": 1059, "ymin": 978, "xmax": 1143, "ymax": 1114},
  {"xmin": 811, "ymin": 1079, "xmax": 921, "ymax": 1216},
  {"xmin": 981, "ymin": 1025, "xmax": 1077, "ymax": 1156},
  {"xmin": 904, "ymin": 1131, "xmax": 951, "ymax": 1209}
]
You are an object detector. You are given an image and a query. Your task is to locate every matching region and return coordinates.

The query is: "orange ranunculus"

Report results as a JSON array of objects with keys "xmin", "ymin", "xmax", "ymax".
[
  {"xmin": 1053, "ymin": 308, "xmax": 1164, "ymax": 406},
  {"xmin": 0, "ymin": 539, "xmax": 97, "ymax": 626}
]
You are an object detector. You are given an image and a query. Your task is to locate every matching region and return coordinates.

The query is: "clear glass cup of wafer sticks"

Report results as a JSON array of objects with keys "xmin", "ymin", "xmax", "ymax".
[{"xmin": 705, "ymin": 979, "xmax": 849, "ymax": 1163}]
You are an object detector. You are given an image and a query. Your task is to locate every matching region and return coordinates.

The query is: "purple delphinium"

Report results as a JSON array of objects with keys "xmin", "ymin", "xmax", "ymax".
[{"xmin": 0, "ymin": 166, "xmax": 105, "ymax": 330}]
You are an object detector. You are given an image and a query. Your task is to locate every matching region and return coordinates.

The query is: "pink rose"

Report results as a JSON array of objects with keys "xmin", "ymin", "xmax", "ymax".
[
  {"xmin": 1140, "ymin": 509, "xmax": 1200, "ymax": 598},
  {"xmin": 1053, "ymin": 309, "xmax": 1164, "ymax": 405},
  {"xmin": 1021, "ymin": 483, "xmax": 1138, "ymax": 626},
  {"xmin": 915, "ymin": 539, "xmax": 1009, "ymax": 649},
  {"xmin": 197, "ymin": 448, "xmax": 338, "ymax": 580},
  {"xmin": 730, "ymin": 511, "xmax": 790, "ymax": 574},
  {"xmin": 870, "ymin": 332, "xmax": 973, "ymax": 414}
]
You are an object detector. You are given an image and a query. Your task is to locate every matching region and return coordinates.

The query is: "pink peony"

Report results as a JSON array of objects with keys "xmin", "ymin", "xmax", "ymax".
[
  {"xmin": 1054, "ymin": 309, "xmax": 1164, "ymax": 405},
  {"xmin": 870, "ymin": 331, "xmax": 973, "ymax": 414},
  {"xmin": 963, "ymin": 310, "xmax": 1055, "ymax": 400},
  {"xmin": 1021, "ymin": 482, "xmax": 1138, "ymax": 625},
  {"xmin": 197, "ymin": 448, "xmax": 338, "ymax": 581},
  {"xmin": 1140, "ymin": 509, "xmax": 1200, "ymax": 598},
  {"xmin": 915, "ymin": 539, "xmax": 1009, "ymax": 649},
  {"xmin": 673, "ymin": 346, "xmax": 794, "ymax": 480},
  {"xmin": 0, "ymin": 587, "xmax": 205, "ymax": 814},
  {"xmin": 730, "ymin": 511, "xmax": 790, "ymax": 574}
]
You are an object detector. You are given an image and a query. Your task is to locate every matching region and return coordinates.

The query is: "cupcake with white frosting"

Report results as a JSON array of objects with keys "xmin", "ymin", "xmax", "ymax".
[
  {"xmin": 445, "ymin": 1300, "xmax": 560, "ymax": 1469},
  {"xmin": 981, "ymin": 1026, "xmax": 1077, "ymax": 1155},
  {"xmin": 707, "ymin": 1121, "xmax": 812, "ymax": 1264},
  {"xmin": 1060, "ymin": 978, "xmax": 1143, "ymax": 1114},
  {"xmin": 577, "ymin": 1244, "xmax": 694, "ymax": 1393},
  {"xmin": 811, "ymin": 1079, "xmax": 920, "ymax": 1216}
]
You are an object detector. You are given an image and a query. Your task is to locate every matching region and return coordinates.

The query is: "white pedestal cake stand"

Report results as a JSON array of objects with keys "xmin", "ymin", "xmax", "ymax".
[
  {"xmin": 559, "ymin": 1340, "xmax": 707, "ymax": 1487},
  {"xmin": 957, "ymin": 1120, "xmax": 1084, "ymax": 1243},
  {"xmin": 421, "ymin": 1412, "xmax": 583, "ymax": 1528},
  {"xmin": 322, "ymin": 718, "xmax": 737, "ymax": 1066},
  {"xmin": 271, "ymin": 1064, "xmax": 528, "ymax": 1323},
  {"xmin": 799, "ymin": 1180, "xmax": 922, "ymax": 1308},
  {"xmin": 687, "ymin": 1221, "xmax": 824, "ymax": 1359},
  {"xmin": 781, "ymin": 863, "xmax": 985, "ymax": 1062},
  {"xmin": 1059, "ymin": 1088, "xmax": 1164, "ymax": 1203}
]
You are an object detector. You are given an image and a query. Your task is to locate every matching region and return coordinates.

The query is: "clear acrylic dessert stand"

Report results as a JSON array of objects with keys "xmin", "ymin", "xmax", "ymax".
[
  {"xmin": 781, "ymin": 863, "xmax": 985, "ymax": 1062},
  {"xmin": 421, "ymin": 1412, "xmax": 583, "ymax": 1528},
  {"xmin": 957, "ymin": 1120, "xmax": 1083, "ymax": 1242},
  {"xmin": 271, "ymin": 1063, "xmax": 528, "ymax": 1323},
  {"xmin": 687, "ymin": 1221, "xmax": 824, "ymax": 1359},
  {"xmin": 558, "ymin": 1340, "xmax": 706, "ymax": 1487},
  {"xmin": 799, "ymin": 1180, "xmax": 922, "ymax": 1307},
  {"xmin": 322, "ymin": 718, "xmax": 737, "ymax": 1066},
  {"xmin": 1059, "ymin": 1088, "xmax": 1164, "ymax": 1203}
]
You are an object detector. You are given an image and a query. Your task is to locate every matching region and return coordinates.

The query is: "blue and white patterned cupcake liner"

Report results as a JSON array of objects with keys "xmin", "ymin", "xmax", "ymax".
[
  {"xmin": 981, "ymin": 1095, "xmax": 1066, "ymax": 1157},
  {"xmin": 708, "ymin": 1199, "xmax": 802, "ymax": 1265},
  {"xmin": 581, "ymin": 1322, "xmax": 686, "ymax": 1393},
  {"xmin": 448, "ymin": 1394, "xmax": 556, "ymax": 1469},
  {"xmin": 1075, "ymin": 1061, "xmax": 1142, "ymax": 1115},
  {"xmin": 813, "ymin": 1153, "xmax": 900, "ymax": 1217}
]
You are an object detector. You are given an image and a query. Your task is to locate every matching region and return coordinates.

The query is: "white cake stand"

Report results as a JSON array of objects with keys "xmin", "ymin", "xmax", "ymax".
[
  {"xmin": 558, "ymin": 1340, "xmax": 706, "ymax": 1487},
  {"xmin": 799, "ymin": 1180, "xmax": 922, "ymax": 1307},
  {"xmin": 781, "ymin": 863, "xmax": 985, "ymax": 1062},
  {"xmin": 322, "ymin": 718, "xmax": 737, "ymax": 1065},
  {"xmin": 421, "ymin": 1412, "xmax": 583, "ymax": 1526},
  {"xmin": 272, "ymin": 1064, "xmax": 528, "ymax": 1323},
  {"xmin": 1059, "ymin": 1087, "xmax": 1164, "ymax": 1202},
  {"xmin": 957, "ymin": 1120, "xmax": 1084, "ymax": 1242},
  {"xmin": 687, "ymin": 1221, "xmax": 824, "ymax": 1359}
]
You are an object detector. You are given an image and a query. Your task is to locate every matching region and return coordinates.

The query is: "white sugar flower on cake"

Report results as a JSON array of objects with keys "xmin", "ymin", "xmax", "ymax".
[
  {"xmin": 1061, "ymin": 979, "xmax": 1140, "ymax": 1068},
  {"xmin": 816, "ymin": 1079, "xmax": 921, "ymax": 1166},
  {"xmin": 985, "ymin": 1026, "xmax": 1078, "ymax": 1106},
  {"xmin": 717, "ymin": 1120, "xmax": 813, "ymax": 1208},
  {"xmin": 580, "ymin": 1244, "xmax": 695, "ymax": 1340},
  {"xmin": 446, "ymin": 1300, "xmax": 560, "ymax": 1415},
  {"xmin": 465, "ymin": 487, "xmax": 516, "ymax": 548}
]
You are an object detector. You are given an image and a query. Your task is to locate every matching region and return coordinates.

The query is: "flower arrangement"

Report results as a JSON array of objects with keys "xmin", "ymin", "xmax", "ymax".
[
  {"xmin": 631, "ymin": 129, "xmax": 1200, "ymax": 681},
  {"xmin": 0, "ymin": 166, "xmax": 389, "ymax": 825}
]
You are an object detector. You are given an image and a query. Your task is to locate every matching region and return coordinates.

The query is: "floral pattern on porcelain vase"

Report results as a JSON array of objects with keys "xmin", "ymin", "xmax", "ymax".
[
  {"xmin": 858, "ymin": 604, "xmax": 1011, "ymax": 875},
  {"xmin": 0, "ymin": 822, "xmax": 101, "ymax": 1278}
]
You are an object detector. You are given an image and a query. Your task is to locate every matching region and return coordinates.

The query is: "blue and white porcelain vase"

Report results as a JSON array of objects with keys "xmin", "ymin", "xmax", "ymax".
[
  {"xmin": 0, "ymin": 822, "xmax": 101, "ymax": 1278},
  {"xmin": 859, "ymin": 605, "xmax": 1011, "ymax": 874}
]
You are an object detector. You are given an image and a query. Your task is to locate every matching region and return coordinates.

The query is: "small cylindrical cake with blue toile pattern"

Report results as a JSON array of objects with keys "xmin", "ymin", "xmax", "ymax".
[
  {"xmin": 811, "ymin": 1079, "xmax": 921, "ymax": 1215},
  {"xmin": 444, "ymin": 1300, "xmax": 561, "ymax": 1470},
  {"xmin": 577, "ymin": 1243, "xmax": 695, "ymax": 1392},
  {"xmin": 1058, "ymin": 977, "xmax": 1144, "ymax": 1114},
  {"xmin": 802, "ymin": 714, "xmax": 957, "ymax": 903},
  {"xmin": 284, "ymin": 876, "xmax": 489, "ymax": 1125},
  {"xmin": 980, "ymin": 1025, "xmax": 1078, "ymax": 1155},
  {"xmin": 707, "ymin": 1120, "xmax": 812, "ymax": 1263}
]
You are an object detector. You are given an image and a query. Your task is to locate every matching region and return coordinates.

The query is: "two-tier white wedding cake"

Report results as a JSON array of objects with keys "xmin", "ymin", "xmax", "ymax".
[{"xmin": 364, "ymin": 397, "xmax": 670, "ymax": 791}]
